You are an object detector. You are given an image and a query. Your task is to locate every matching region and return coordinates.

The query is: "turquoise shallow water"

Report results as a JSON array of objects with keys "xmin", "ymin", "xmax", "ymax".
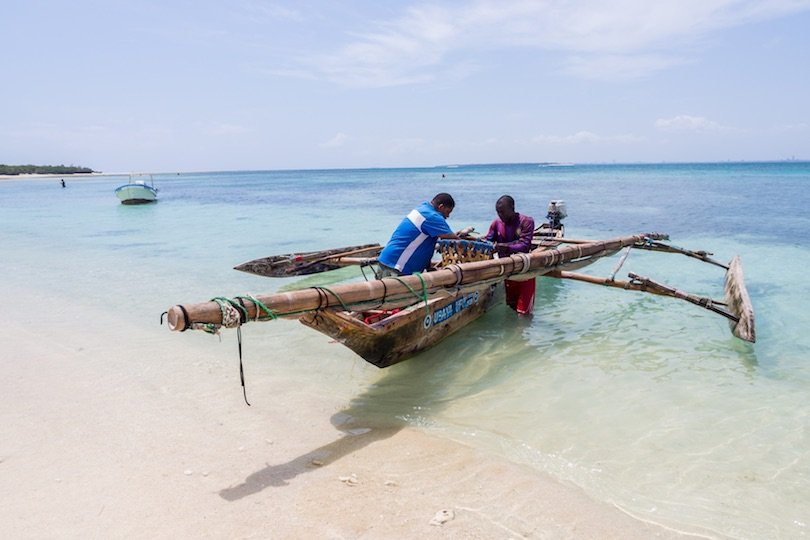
[{"xmin": 2, "ymin": 162, "xmax": 809, "ymax": 538}]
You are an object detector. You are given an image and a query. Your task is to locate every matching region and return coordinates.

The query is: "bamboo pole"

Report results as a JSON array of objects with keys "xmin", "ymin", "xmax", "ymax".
[
  {"xmin": 166, "ymin": 232, "xmax": 666, "ymax": 331},
  {"xmin": 550, "ymin": 269, "xmax": 735, "ymax": 315},
  {"xmin": 632, "ymin": 240, "xmax": 728, "ymax": 270},
  {"xmin": 546, "ymin": 269, "xmax": 755, "ymax": 341}
]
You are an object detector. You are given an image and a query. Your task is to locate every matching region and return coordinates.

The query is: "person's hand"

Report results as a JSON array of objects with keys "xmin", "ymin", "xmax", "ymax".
[{"xmin": 455, "ymin": 226, "xmax": 475, "ymax": 238}]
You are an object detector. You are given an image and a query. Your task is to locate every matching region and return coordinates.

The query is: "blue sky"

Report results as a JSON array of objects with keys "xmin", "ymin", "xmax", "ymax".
[{"xmin": 3, "ymin": 0, "xmax": 809, "ymax": 172}]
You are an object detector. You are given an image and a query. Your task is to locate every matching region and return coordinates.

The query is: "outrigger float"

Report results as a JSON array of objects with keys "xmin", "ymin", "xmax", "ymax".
[{"xmin": 164, "ymin": 202, "xmax": 755, "ymax": 369}]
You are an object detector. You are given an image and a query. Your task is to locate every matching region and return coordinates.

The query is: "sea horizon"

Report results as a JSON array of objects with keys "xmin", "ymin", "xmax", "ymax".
[{"xmin": 4, "ymin": 157, "xmax": 810, "ymax": 180}]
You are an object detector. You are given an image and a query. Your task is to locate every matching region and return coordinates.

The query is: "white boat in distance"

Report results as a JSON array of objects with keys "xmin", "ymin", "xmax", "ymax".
[{"xmin": 115, "ymin": 175, "xmax": 158, "ymax": 205}]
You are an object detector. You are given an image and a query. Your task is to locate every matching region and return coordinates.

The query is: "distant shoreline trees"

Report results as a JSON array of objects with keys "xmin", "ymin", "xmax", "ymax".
[{"xmin": 0, "ymin": 164, "xmax": 95, "ymax": 175}]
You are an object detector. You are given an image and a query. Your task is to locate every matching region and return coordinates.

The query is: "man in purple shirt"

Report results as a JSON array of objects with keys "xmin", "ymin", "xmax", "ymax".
[{"xmin": 485, "ymin": 195, "xmax": 536, "ymax": 315}]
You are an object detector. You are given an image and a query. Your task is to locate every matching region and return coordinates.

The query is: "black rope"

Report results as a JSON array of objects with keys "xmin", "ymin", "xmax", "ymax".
[
  {"xmin": 160, "ymin": 311, "xmax": 167, "ymax": 325},
  {"xmin": 314, "ymin": 287, "xmax": 325, "ymax": 310},
  {"xmin": 178, "ymin": 305, "xmax": 191, "ymax": 332},
  {"xmin": 369, "ymin": 276, "xmax": 389, "ymax": 310},
  {"xmin": 237, "ymin": 326, "xmax": 251, "ymax": 406},
  {"xmin": 236, "ymin": 297, "xmax": 249, "ymax": 324},
  {"xmin": 312, "ymin": 286, "xmax": 351, "ymax": 311}
]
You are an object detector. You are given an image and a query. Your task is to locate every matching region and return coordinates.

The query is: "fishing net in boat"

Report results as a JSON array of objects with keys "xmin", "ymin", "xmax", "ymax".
[{"xmin": 436, "ymin": 239, "xmax": 494, "ymax": 267}]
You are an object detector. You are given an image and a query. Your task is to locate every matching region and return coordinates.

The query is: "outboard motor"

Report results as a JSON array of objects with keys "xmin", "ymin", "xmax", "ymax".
[{"xmin": 546, "ymin": 200, "xmax": 567, "ymax": 229}]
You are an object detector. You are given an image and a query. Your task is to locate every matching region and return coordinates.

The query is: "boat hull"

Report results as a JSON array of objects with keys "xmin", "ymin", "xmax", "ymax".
[
  {"xmin": 115, "ymin": 184, "xmax": 158, "ymax": 204},
  {"xmin": 300, "ymin": 282, "xmax": 504, "ymax": 367},
  {"xmin": 235, "ymin": 244, "xmax": 382, "ymax": 277}
]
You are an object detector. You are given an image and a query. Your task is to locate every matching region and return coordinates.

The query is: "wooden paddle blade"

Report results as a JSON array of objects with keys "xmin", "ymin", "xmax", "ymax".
[
  {"xmin": 234, "ymin": 244, "xmax": 383, "ymax": 277},
  {"xmin": 724, "ymin": 256, "xmax": 756, "ymax": 342}
]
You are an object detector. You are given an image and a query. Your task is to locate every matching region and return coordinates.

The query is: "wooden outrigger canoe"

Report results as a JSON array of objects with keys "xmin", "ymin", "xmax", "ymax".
[
  {"xmin": 233, "ymin": 243, "xmax": 382, "ymax": 277},
  {"xmin": 164, "ymin": 231, "xmax": 754, "ymax": 368}
]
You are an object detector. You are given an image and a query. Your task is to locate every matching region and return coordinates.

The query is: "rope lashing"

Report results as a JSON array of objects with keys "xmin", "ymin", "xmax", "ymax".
[
  {"xmin": 234, "ymin": 294, "xmax": 278, "ymax": 321},
  {"xmin": 415, "ymin": 272, "xmax": 428, "ymax": 308},
  {"xmin": 211, "ymin": 297, "xmax": 247, "ymax": 328},
  {"xmin": 313, "ymin": 287, "xmax": 327, "ymax": 309},
  {"xmin": 177, "ymin": 305, "xmax": 192, "ymax": 332},
  {"xmin": 446, "ymin": 264, "xmax": 464, "ymax": 287},
  {"xmin": 391, "ymin": 272, "xmax": 429, "ymax": 309},
  {"xmin": 368, "ymin": 277, "xmax": 390, "ymax": 310},
  {"xmin": 183, "ymin": 297, "xmax": 251, "ymax": 335},
  {"xmin": 515, "ymin": 253, "xmax": 532, "ymax": 274},
  {"xmin": 310, "ymin": 286, "xmax": 351, "ymax": 311}
]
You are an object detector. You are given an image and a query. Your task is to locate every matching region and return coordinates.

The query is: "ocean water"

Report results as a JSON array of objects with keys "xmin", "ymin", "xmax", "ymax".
[{"xmin": 2, "ymin": 162, "xmax": 809, "ymax": 538}]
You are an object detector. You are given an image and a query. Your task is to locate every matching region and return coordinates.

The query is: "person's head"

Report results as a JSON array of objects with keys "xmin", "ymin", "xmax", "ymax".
[
  {"xmin": 495, "ymin": 195, "xmax": 516, "ymax": 223},
  {"xmin": 431, "ymin": 193, "xmax": 455, "ymax": 218}
]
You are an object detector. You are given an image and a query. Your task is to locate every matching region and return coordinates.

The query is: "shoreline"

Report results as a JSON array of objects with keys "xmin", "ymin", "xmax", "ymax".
[
  {"xmin": 0, "ymin": 172, "xmax": 129, "ymax": 180},
  {"xmin": 0, "ymin": 172, "xmax": 129, "ymax": 182}
]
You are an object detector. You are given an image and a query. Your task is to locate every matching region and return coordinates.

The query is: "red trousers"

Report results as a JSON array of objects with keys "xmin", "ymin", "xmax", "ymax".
[{"xmin": 505, "ymin": 278, "xmax": 536, "ymax": 315}]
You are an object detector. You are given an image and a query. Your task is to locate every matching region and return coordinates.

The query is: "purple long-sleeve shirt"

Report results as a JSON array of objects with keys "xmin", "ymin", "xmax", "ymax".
[{"xmin": 485, "ymin": 213, "xmax": 535, "ymax": 255}]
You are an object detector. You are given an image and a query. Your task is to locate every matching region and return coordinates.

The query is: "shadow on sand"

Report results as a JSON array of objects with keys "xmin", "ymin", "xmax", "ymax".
[{"xmin": 217, "ymin": 302, "xmax": 538, "ymax": 501}]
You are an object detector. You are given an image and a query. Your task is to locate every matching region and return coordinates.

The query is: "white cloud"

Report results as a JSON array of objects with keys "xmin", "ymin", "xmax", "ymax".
[
  {"xmin": 532, "ymin": 131, "xmax": 643, "ymax": 144},
  {"xmin": 305, "ymin": 0, "xmax": 810, "ymax": 86},
  {"xmin": 655, "ymin": 115, "xmax": 724, "ymax": 132},
  {"xmin": 320, "ymin": 132, "xmax": 350, "ymax": 148},
  {"xmin": 313, "ymin": 5, "xmax": 456, "ymax": 87}
]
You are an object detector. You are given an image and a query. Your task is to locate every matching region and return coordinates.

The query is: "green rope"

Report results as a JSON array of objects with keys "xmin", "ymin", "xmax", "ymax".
[
  {"xmin": 392, "ymin": 272, "xmax": 429, "ymax": 309},
  {"xmin": 195, "ymin": 322, "xmax": 221, "ymax": 335},
  {"xmin": 210, "ymin": 297, "xmax": 248, "ymax": 328},
  {"xmin": 186, "ymin": 278, "xmax": 434, "ymax": 333},
  {"xmin": 235, "ymin": 295, "xmax": 278, "ymax": 321}
]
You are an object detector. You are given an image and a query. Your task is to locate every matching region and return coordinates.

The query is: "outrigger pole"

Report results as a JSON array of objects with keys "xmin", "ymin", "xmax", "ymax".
[
  {"xmin": 166, "ymin": 233, "xmax": 665, "ymax": 332},
  {"xmin": 165, "ymin": 232, "xmax": 754, "ymax": 344},
  {"xmin": 545, "ymin": 257, "xmax": 755, "ymax": 343}
]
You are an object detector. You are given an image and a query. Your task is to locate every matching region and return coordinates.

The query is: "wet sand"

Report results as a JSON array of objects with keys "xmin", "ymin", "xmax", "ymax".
[{"xmin": 0, "ymin": 310, "xmax": 708, "ymax": 539}]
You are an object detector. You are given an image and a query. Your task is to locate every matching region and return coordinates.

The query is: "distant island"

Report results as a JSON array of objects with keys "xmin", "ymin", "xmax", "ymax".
[{"xmin": 0, "ymin": 164, "xmax": 95, "ymax": 175}]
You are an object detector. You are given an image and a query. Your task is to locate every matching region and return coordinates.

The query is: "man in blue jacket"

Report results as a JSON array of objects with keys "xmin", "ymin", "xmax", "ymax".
[{"xmin": 377, "ymin": 193, "xmax": 459, "ymax": 277}]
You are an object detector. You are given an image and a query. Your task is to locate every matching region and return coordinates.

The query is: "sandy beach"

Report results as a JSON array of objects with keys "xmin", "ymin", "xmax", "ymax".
[{"xmin": 0, "ymin": 303, "xmax": 705, "ymax": 540}]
